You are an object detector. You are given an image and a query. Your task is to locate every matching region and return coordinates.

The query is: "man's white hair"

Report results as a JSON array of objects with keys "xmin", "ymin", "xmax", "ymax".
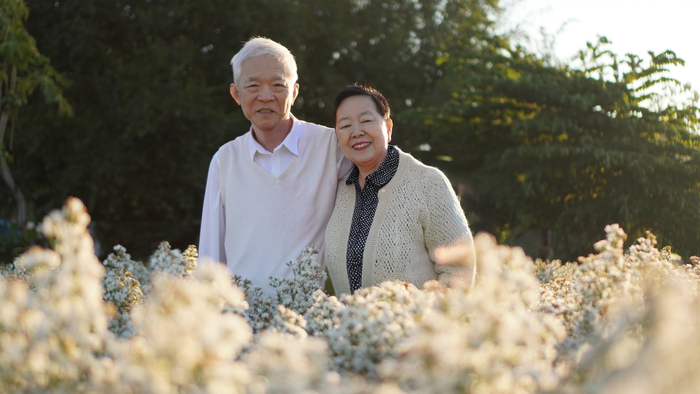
[{"xmin": 230, "ymin": 37, "xmax": 298, "ymax": 85}]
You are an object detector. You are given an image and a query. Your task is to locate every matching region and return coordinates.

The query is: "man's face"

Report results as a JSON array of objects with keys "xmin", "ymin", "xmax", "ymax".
[{"xmin": 230, "ymin": 55, "xmax": 299, "ymax": 134}]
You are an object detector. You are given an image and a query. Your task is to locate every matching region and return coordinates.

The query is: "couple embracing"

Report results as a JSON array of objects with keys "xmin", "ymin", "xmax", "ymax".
[{"xmin": 199, "ymin": 37, "xmax": 475, "ymax": 296}]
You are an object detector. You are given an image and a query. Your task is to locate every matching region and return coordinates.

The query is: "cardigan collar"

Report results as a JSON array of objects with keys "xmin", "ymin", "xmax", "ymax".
[{"xmin": 346, "ymin": 145, "xmax": 399, "ymax": 188}]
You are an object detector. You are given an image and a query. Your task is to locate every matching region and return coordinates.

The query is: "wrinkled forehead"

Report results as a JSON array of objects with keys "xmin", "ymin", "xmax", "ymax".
[{"xmin": 240, "ymin": 55, "xmax": 295, "ymax": 83}]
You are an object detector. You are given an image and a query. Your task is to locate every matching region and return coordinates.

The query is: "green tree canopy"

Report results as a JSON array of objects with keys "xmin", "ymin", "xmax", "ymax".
[
  {"xmin": 0, "ymin": 0, "xmax": 71, "ymax": 234},
  {"xmin": 11, "ymin": 0, "xmax": 500, "ymax": 259},
  {"xmin": 405, "ymin": 37, "xmax": 700, "ymax": 259},
  {"xmin": 6, "ymin": 0, "xmax": 698, "ymax": 262}
]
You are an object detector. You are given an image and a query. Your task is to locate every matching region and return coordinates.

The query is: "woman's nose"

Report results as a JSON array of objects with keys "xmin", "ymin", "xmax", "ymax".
[{"xmin": 350, "ymin": 124, "xmax": 365, "ymax": 137}]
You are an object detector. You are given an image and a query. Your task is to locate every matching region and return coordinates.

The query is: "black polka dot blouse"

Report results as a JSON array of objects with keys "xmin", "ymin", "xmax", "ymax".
[{"xmin": 345, "ymin": 146, "xmax": 400, "ymax": 293}]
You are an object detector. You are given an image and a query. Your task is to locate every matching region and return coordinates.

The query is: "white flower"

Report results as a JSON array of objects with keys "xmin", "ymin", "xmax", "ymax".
[
  {"xmin": 102, "ymin": 245, "xmax": 145, "ymax": 338},
  {"xmin": 148, "ymin": 241, "xmax": 197, "ymax": 278},
  {"xmin": 112, "ymin": 262, "xmax": 254, "ymax": 394},
  {"xmin": 4, "ymin": 200, "xmax": 700, "ymax": 394}
]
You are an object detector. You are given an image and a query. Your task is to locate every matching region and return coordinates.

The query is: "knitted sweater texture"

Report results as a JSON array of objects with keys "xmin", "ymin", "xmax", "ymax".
[
  {"xmin": 217, "ymin": 122, "xmax": 342, "ymax": 295},
  {"xmin": 324, "ymin": 149, "xmax": 476, "ymax": 295}
]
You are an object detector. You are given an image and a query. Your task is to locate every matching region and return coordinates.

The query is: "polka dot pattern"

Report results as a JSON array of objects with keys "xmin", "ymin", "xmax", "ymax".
[
  {"xmin": 324, "ymin": 148, "xmax": 477, "ymax": 296},
  {"xmin": 345, "ymin": 146, "xmax": 399, "ymax": 293}
]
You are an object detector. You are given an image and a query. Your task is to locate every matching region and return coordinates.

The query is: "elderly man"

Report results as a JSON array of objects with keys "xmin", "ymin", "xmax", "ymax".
[{"xmin": 199, "ymin": 37, "xmax": 351, "ymax": 295}]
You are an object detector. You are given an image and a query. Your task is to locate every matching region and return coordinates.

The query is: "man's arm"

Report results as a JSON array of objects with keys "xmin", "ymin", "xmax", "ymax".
[
  {"xmin": 199, "ymin": 153, "xmax": 227, "ymax": 265},
  {"xmin": 335, "ymin": 138, "xmax": 354, "ymax": 180}
]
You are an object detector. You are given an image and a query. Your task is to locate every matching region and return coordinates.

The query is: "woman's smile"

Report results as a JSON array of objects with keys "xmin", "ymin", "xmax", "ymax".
[
  {"xmin": 335, "ymin": 95, "xmax": 393, "ymax": 179},
  {"xmin": 353, "ymin": 142, "xmax": 371, "ymax": 150}
]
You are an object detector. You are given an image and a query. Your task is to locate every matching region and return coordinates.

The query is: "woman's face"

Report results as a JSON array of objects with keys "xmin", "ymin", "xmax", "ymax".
[{"xmin": 335, "ymin": 95, "xmax": 393, "ymax": 173}]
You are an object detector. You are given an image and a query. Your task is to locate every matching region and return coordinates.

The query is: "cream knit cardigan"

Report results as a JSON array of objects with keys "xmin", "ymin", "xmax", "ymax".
[{"xmin": 324, "ymin": 148, "xmax": 476, "ymax": 295}]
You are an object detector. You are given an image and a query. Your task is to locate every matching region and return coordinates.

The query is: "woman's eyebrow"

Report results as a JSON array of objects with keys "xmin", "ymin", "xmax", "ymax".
[{"xmin": 338, "ymin": 109, "xmax": 377, "ymax": 123}]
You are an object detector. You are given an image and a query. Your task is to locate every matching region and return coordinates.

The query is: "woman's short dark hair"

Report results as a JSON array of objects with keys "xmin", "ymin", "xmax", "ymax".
[{"xmin": 332, "ymin": 84, "xmax": 391, "ymax": 125}]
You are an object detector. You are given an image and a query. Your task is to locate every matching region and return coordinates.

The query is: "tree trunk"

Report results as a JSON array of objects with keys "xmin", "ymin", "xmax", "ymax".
[
  {"xmin": 0, "ymin": 155, "xmax": 27, "ymax": 233},
  {"xmin": 0, "ymin": 66, "xmax": 27, "ymax": 233},
  {"xmin": 538, "ymin": 227, "xmax": 553, "ymax": 260}
]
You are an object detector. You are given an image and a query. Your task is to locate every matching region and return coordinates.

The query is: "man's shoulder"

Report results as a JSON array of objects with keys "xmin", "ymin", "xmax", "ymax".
[
  {"xmin": 296, "ymin": 119, "xmax": 337, "ymax": 152},
  {"xmin": 212, "ymin": 132, "xmax": 251, "ymax": 166},
  {"xmin": 219, "ymin": 132, "xmax": 250, "ymax": 149},
  {"xmin": 216, "ymin": 132, "xmax": 250, "ymax": 155},
  {"xmin": 296, "ymin": 118, "xmax": 334, "ymax": 134}
]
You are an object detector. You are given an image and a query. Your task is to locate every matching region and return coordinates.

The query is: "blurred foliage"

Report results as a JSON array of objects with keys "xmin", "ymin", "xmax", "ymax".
[
  {"xmin": 1, "ymin": 0, "xmax": 698, "ymax": 262},
  {"xmin": 4, "ymin": 0, "xmax": 499, "ymax": 260},
  {"xmin": 405, "ymin": 36, "xmax": 700, "ymax": 260},
  {"xmin": 0, "ymin": 0, "xmax": 71, "ymax": 235},
  {"xmin": 0, "ymin": 218, "xmax": 46, "ymax": 265}
]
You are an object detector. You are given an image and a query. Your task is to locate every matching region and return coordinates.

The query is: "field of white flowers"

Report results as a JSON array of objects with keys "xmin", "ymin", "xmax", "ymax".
[{"xmin": 2, "ymin": 197, "xmax": 700, "ymax": 394}]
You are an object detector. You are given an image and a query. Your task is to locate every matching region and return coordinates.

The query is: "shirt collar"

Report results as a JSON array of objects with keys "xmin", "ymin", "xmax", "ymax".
[
  {"xmin": 346, "ymin": 146, "xmax": 399, "ymax": 188},
  {"xmin": 247, "ymin": 114, "xmax": 301, "ymax": 159}
]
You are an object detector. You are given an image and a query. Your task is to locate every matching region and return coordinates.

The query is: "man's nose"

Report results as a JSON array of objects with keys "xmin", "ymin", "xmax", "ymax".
[{"xmin": 257, "ymin": 86, "xmax": 275, "ymax": 101}]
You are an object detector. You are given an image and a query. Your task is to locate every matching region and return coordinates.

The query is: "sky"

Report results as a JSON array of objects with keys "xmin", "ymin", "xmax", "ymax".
[{"xmin": 500, "ymin": 0, "xmax": 699, "ymax": 95}]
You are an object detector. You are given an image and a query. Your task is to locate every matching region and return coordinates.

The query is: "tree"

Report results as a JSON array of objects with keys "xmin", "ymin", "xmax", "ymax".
[
  {"xmin": 405, "ymin": 37, "xmax": 700, "ymax": 259},
  {"xmin": 0, "ymin": 0, "xmax": 71, "ymax": 232},
  {"xmin": 13, "ymin": 0, "xmax": 502, "ymax": 259}
]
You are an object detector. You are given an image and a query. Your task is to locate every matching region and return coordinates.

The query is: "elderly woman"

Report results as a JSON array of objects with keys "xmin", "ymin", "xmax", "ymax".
[{"xmin": 324, "ymin": 84, "xmax": 476, "ymax": 295}]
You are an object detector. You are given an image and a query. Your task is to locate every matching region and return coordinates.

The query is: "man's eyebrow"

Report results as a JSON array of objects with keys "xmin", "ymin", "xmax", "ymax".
[{"xmin": 245, "ymin": 75, "xmax": 287, "ymax": 83}]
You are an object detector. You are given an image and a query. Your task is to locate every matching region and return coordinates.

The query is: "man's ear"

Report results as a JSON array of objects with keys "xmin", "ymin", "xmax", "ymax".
[
  {"xmin": 291, "ymin": 82, "xmax": 300, "ymax": 104},
  {"xmin": 230, "ymin": 83, "xmax": 240, "ymax": 105},
  {"xmin": 386, "ymin": 118, "xmax": 393, "ymax": 142}
]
